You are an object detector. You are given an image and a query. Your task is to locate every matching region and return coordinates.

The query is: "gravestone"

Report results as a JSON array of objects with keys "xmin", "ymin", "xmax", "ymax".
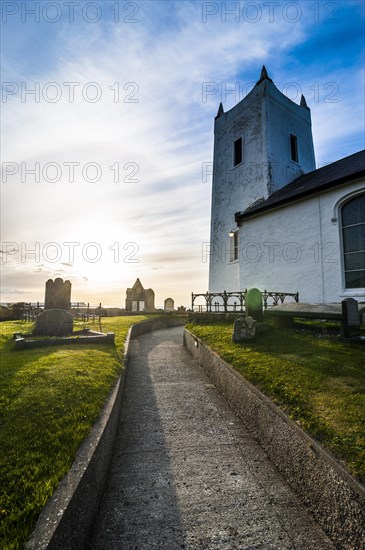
[
  {"xmin": 33, "ymin": 309, "xmax": 73, "ymax": 337},
  {"xmin": 341, "ymin": 298, "xmax": 361, "ymax": 340},
  {"xmin": 246, "ymin": 288, "xmax": 263, "ymax": 322},
  {"xmin": 34, "ymin": 278, "xmax": 73, "ymax": 336},
  {"xmin": 45, "ymin": 278, "xmax": 71, "ymax": 310},
  {"xmin": 232, "ymin": 316, "xmax": 256, "ymax": 342},
  {"xmin": 361, "ymin": 306, "xmax": 365, "ymax": 325},
  {"xmin": 164, "ymin": 298, "xmax": 174, "ymax": 312}
]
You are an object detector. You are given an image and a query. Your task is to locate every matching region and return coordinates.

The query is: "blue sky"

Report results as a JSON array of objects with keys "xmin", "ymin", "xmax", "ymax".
[{"xmin": 1, "ymin": 0, "xmax": 364, "ymax": 307}]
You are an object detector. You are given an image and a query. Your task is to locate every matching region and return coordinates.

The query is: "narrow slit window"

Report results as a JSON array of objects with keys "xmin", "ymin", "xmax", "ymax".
[
  {"xmin": 290, "ymin": 133, "xmax": 299, "ymax": 162},
  {"xmin": 233, "ymin": 137, "xmax": 242, "ymax": 166},
  {"xmin": 230, "ymin": 231, "xmax": 239, "ymax": 261}
]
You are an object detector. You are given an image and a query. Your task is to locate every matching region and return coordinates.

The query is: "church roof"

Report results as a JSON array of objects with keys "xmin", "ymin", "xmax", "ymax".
[{"xmin": 235, "ymin": 149, "xmax": 365, "ymax": 222}]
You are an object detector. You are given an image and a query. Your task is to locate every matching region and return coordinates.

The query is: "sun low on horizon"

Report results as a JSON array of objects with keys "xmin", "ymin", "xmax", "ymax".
[{"xmin": 1, "ymin": 0, "xmax": 364, "ymax": 307}]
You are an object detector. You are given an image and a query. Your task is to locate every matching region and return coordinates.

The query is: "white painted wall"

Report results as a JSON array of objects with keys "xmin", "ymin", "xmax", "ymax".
[
  {"xmin": 266, "ymin": 85, "xmax": 316, "ymax": 192},
  {"xmin": 237, "ymin": 179, "xmax": 365, "ymax": 303},
  {"xmin": 209, "ymin": 84, "xmax": 267, "ymax": 292},
  {"xmin": 209, "ymin": 74, "xmax": 316, "ymax": 293}
]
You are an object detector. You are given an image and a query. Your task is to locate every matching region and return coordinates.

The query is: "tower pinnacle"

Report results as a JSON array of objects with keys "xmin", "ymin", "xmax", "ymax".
[
  {"xmin": 256, "ymin": 65, "xmax": 273, "ymax": 86},
  {"xmin": 216, "ymin": 102, "xmax": 224, "ymax": 118},
  {"xmin": 300, "ymin": 94, "xmax": 310, "ymax": 110}
]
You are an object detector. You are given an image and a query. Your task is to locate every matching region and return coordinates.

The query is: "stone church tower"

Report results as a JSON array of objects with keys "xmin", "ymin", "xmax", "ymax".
[{"xmin": 209, "ymin": 66, "xmax": 316, "ymax": 292}]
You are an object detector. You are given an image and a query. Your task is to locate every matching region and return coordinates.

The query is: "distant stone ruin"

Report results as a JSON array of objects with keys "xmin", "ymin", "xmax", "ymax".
[{"xmin": 125, "ymin": 278, "xmax": 155, "ymax": 312}]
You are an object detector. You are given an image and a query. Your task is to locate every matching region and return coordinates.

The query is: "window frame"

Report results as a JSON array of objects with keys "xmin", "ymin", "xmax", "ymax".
[
  {"xmin": 289, "ymin": 133, "xmax": 299, "ymax": 163},
  {"xmin": 229, "ymin": 230, "xmax": 239, "ymax": 262},
  {"xmin": 339, "ymin": 192, "xmax": 365, "ymax": 292}
]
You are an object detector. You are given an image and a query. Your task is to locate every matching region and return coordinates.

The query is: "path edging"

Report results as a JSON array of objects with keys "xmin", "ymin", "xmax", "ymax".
[
  {"xmin": 183, "ymin": 328, "xmax": 365, "ymax": 549},
  {"xmin": 25, "ymin": 316, "xmax": 187, "ymax": 550}
]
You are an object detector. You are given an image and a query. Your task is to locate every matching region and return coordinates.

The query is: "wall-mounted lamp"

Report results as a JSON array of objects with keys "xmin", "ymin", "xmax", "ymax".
[{"xmin": 229, "ymin": 229, "xmax": 236, "ymax": 237}]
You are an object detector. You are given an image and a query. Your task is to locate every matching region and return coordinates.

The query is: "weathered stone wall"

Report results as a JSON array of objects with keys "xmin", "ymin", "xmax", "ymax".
[{"xmin": 184, "ymin": 329, "xmax": 365, "ymax": 549}]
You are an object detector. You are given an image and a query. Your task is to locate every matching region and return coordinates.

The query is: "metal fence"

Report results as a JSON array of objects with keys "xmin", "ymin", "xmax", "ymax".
[
  {"xmin": 4, "ymin": 302, "xmax": 112, "ymax": 321},
  {"xmin": 191, "ymin": 290, "xmax": 299, "ymax": 313}
]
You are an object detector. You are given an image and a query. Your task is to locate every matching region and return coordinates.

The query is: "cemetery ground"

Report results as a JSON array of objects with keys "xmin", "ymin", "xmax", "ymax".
[
  {"xmin": 0, "ymin": 315, "xmax": 364, "ymax": 549},
  {"xmin": 0, "ymin": 315, "xmax": 151, "ymax": 550},
  {"xmin": 187, "ymin": 318, "xmax": 365, "ymax": 483}
]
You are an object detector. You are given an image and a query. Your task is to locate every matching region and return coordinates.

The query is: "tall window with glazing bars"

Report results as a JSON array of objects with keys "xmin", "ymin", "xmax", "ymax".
[{"xmin": 341, "ymin": 193, "xmax": 365, "ymax": 289}]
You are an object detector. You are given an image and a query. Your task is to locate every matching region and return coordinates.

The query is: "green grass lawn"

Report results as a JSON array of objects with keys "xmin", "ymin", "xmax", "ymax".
[
  {"xmin": 187, "ymin": 319, "xmax": 365, "ymax": 483},
  {"xmin": 0, "ymin": 315, "xmax": 151, "ymax": 550},
  {"xmin": 2, "ymin": 315, "xmax": 364, "ymax": 548}
]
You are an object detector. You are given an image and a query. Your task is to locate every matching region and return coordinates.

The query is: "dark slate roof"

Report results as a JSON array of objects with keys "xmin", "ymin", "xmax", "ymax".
[{"xmin": 235, "ymin": 150, "xmax": 365, "ymax": 222}]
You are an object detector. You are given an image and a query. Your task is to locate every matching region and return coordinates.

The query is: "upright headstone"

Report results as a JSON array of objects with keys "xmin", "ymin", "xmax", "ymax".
[
  {"xmin": 246, "ymin": 288, "xmax": 263, "ymax": 322},
  {"xmin": 164, "ymin": 298, "xmax": 174, "ymax": 312},
  {"xmin": 341, "ymin": 298, "xmax": 360, "ymax": 339},
  {"xmin": 44, "ymin": 279, "xmax": 53, "ymax": 309},
  {"xmin": 45, "ymin": 278, "xmax": 71, "ymax": 310},
  {"xmin": 37, "ymin": 278, "xmax": 73, "ymax": 336},
  {"xmin": 232, "ymin": 316, "xmax": 256, "ymax": 342}
]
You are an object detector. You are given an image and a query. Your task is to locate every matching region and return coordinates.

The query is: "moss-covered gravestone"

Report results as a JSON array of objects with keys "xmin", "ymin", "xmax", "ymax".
[
  {"xmin": 232, "ymin": 316, "xmax": 257, "ymax": 342},
  {"xmin": 246, "ymin": 288, "xmax": 263, "ymax": 322}
]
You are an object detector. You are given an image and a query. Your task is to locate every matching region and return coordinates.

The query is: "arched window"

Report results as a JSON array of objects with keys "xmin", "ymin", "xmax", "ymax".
[{"xmin": 341, "ymin": 193, "xmax": 365, "ymax": 289}]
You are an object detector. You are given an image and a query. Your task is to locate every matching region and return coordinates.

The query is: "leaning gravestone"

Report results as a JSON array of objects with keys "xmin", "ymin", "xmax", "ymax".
[
  {"xmin": 33, "ymin": 309, "xmax": 73, "ymax": 337},
  {"xmin": 341, "ymin": 298, "xmax": 361, "ymax": 340},
  {"xmin": 232, "ymin": 316, "xmax": 256, "ymax": 342},
  {"xmin": 246, "ymin": 288, "xmax": 263, "ymax": 322}
]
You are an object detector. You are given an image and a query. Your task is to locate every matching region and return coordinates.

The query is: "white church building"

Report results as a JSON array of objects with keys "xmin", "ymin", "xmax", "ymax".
[{"xmin": 209, "ymin": 67, "xmax": 365, "ymax": 303}]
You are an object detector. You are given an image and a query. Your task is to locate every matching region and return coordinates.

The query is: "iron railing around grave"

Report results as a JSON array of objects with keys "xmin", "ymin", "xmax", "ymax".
[
  {"xmin": 17, "ymin": 302, "xmax": 42, "ymax": 321},
  {"xmin": 191, "ymin": 290, "xmax": 299, "ymax": 313},
  {"xmin": 6, "ymin": 302, "xmax": 109, "ymax": 322}
]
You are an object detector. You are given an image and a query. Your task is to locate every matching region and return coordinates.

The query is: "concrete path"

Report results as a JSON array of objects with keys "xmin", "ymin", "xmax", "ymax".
[{"xmin": 87, "ymin": 327, "xmax": 334, "ymax": 549}]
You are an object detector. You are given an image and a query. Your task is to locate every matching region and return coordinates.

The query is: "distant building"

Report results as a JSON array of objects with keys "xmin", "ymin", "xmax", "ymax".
[
  {"xmin": 209, "ymin": 66, "xmax": 365, "ymax": 303},
  {"xmin": 125, "ymin": 278, "xmax": 155, "ymax": 312}
]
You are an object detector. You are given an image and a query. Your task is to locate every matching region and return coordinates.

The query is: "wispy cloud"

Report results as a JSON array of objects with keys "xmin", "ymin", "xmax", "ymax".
[{"xmin": 1, "ymin": 0, "xmax": 364, "ymax": 305}]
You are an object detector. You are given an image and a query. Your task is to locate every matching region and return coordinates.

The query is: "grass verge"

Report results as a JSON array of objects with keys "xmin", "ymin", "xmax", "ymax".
[
  {"xmin": 0, "ymin": 315, "xmax": 151, "ymax": 550},
  {"xmin": 187, "ymin": 319, "xmax": 365, "ymax": 482}
]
